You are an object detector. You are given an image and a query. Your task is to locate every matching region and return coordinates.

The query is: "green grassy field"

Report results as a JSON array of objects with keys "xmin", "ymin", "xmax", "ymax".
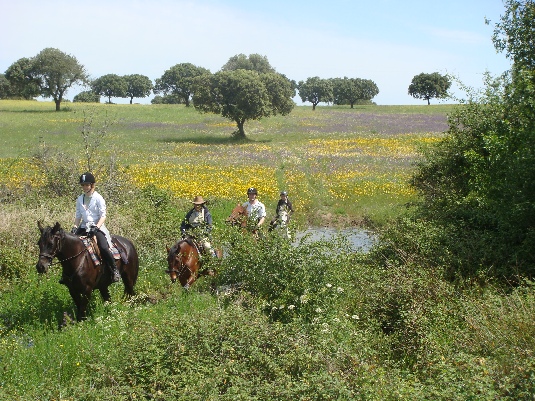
[
  {"xmin": 0, "ymin": 100, "xmax": 452, "ymax": 227},
  {"xmin": 2, "ymin": 100, "xmax": 533, "ymax": 400}
]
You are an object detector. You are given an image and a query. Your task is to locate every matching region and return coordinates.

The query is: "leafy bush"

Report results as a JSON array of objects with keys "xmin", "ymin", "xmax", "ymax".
[
  {"xmin": 73, "ymin": 90, "xmax": 100, "ymax": 103},
  {"xmin": 0, "ymin": 247, "xmax": 27, "ymax": 281},
  {"xmin": 215, "ymin": 230, "xmax": 356, "ymax": 323}
]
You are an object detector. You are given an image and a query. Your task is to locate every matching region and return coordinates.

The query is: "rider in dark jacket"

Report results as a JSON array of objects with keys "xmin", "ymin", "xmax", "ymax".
[
  {"xmin": 269, "ymin": 191, "xmax": 294, "ymax": 231},
  {"xmin": 180, "ymin": 195, "xmax": 218, "ymax": 258}
]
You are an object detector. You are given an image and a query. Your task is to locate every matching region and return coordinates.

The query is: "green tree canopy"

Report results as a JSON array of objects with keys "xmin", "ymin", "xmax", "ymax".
[
  {"xmin": 297, "ymin": 77, "xmax": 334, "ymax": 110},
  {"xmin": 332, "ymin": 77, "xmax": 379, "ymax": 108},
  {"xmin": 490, "ymin": 0, "xmax": 535, "ymax": 72},
  {"xmin": 410, "ymin": 0, "xmax": 535, "ymax": 282},
  {"xmin": 154, "ymin": 63, "xmax": 209, "ymax": 107},
  {"xmin": 91, "ymin": 74, "xmax": 127, "ymax": 104},
  {"xmin": 73, "ymin": 90, "xmax": 100, "ymax": 103},
  {"xmin": 4, "ymin": 58, "xmax": 41, "ymax": 100},
  {"xmin": 151, "ymin": 94, "xmax": 184, "ymax": 104},
  {"xmin": 0, "ymin": 74, "xmax": 10, "ymax": 99},
  {"xmin": 221, "ymin": 53, "xmax": 276, "ymax": 74},
  {"xmin": 193, "ymin": 69, "xmax": 294, "ymax": 139},
  {"xmin": 408, "ymin": 72, "xmax": 451, "ymax": 105},
  {"xmin": 30, "ymin": 48, "xmax": 89, "ymax": 111},
  {"xmin": 124, "ymin": 74, "xmax": 153, "ymax": 104}
]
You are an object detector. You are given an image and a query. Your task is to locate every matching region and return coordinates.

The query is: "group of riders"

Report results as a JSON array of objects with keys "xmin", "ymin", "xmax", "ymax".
[{"xmin": 71, "ymin": 172, "xmax": 294, "ymax": 283}]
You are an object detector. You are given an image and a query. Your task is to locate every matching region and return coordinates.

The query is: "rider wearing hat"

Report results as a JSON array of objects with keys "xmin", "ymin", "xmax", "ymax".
[
  {"xmin": 71, "ymin": 172, "xmax": 120, "ymax": 283},
  {"xmin": 269, "ymin": 190, "xmax": 294, "ymax": 231},
  {"xmin": 242, "ymin": 187, "xmax": 266, "ymax": 230},
  {"xmin": 181, "ymin": 195, "xmax": 218, "ymax": 258}
]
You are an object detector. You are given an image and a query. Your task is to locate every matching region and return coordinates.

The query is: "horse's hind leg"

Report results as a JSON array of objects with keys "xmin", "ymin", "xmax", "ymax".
[{"xmin": 121, "ymin": 267, "xmax": 135, "ymax": 297}]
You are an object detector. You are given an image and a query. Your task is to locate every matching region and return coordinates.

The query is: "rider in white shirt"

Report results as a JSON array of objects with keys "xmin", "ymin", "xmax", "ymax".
[
  {"xmin": 71, "ymin": 172, "xmax": 120, "ymax": 283},
  {"xmin": 242, "ymin": 187, "xmax": 266, "ymax": 231}
]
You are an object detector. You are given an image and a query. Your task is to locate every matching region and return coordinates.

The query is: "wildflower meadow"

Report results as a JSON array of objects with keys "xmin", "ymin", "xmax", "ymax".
[{"xmin": 1, "ymin": 100, "xmax": 533, "ymax": 400}]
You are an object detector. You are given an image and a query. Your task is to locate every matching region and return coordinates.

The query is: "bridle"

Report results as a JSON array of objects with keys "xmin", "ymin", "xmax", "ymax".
[
  {"xmin": 39, "ymin": 231, "xmax": 86, "ymax": 266},
  {"xmin": 166, "ymin": 240, "xmax": 200, "ymax": 277},
  {"xmin": 227, "ymin": 207, "xmax": 248, "ymax": 227}
]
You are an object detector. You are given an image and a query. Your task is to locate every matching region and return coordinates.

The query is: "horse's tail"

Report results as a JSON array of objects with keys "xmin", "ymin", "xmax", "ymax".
[{"xmin": 112, "ymin": 235, "xmax": 139, "ymax": 295}]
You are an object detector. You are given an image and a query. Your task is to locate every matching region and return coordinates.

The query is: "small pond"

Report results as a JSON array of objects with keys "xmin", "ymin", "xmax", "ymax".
[{"xmin": 293, "ymin": 227, "xmax": 377, "ymax": 253}]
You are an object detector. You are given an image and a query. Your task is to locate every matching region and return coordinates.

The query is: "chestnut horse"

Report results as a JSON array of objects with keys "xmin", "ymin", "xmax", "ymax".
[
  {"xmin": 226, "ymin": 204, "xmax": 249, "ymax": 228},
  {"xmin": 36, "ymin": 221, "xmax": 139, "ymax": 321},
  {"xmin": 165, "ymin": 236, "xmax": 216, "ymax": 288},
  {"xmin": 226, "ymin": 204, "xmax": 262, "ymax": 238}
]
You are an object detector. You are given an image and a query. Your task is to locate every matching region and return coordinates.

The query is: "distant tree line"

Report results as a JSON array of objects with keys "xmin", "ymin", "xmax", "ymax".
[
  {"xmin": 1, "ymin": 48, "xmax": 451, "ymax": 136},
  {"xmin": 0, "ymin": 50, "xmax": 386, "ymax": 137}
]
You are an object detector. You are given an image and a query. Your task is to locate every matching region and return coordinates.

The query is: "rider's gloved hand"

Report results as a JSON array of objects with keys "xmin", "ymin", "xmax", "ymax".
[{"xmin": 87, "ymin": 226, "xmax": 97, "ymax": 238}]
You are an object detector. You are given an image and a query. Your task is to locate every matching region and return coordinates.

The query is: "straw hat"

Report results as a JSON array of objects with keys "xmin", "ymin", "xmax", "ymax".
[{"xmin": 192, "ymin": 195, "xmax": 205, "ymax": 205}]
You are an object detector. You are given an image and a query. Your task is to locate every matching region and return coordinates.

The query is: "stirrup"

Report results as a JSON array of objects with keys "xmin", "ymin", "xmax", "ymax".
[{"xmin": 111, "ymin": 269, "xmax": 120, "ymax": 282}]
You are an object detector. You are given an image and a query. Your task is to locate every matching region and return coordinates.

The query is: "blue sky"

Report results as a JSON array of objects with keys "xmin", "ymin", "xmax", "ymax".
[{"xmin": 1, "ymin": 0, "xmax": 512, "ymax": 105}]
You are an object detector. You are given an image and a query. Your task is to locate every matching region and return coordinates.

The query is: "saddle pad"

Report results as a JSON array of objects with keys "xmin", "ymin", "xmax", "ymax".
[
  {"xmin": 81, "ymin": 238, "xmax": 121, "ymax": 266},
  {"xmin": 81, "ymin": 237, "xmax": 101, "ymax": 266},
  {"xmin": 110, "ymin": 245, "xmax": 120, "ymax": 260}
]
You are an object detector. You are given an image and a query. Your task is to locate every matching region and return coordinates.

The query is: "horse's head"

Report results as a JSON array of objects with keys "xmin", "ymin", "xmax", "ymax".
[
  {"xmin": 226, "ymin": 204, "xmax": 248, "ymax": 228},
  {"xmin": 279, "ymin": 210, "xmax": 289, "ymax": 226},
  {"xmin": 165, "ymin": 244, "xmax": 179, "ymax": 283},
  {"xmin": 36, "ymin": 221, "xmax": 64, "ymax": 274},
  {"xmin": 165, "ymin": 240, "xmax": 200, "ymax": 287}
]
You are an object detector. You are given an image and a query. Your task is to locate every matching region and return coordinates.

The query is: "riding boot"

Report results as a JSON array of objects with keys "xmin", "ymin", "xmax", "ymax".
[{"xmin": 102, "ymin": 248, "xmax": 120, "ymax": 282}]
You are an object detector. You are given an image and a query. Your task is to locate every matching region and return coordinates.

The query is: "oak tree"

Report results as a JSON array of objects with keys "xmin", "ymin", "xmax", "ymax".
[
  {"xmin": 155, "ymin": 63, "xmax": 209, "ymax": 107},
  {"xmin": 31, "ymin": 48, "xmax": 89, "ymax": 111},
  {"xmin": 297, "ymin": 77, "xmax": 334, "ymax": 110},
  {"xmin": 408, "ymin": 72, "xmax": 451, "ymax": 105}
]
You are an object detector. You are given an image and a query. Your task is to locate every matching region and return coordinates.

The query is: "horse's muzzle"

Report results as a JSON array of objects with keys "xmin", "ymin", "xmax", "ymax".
[
  {"xmin": 165, "ymin": 269, "xmax": 178, "ymax": 283},
  {"xmin": 36, "ymin": 259, "xmax": 50, "ymax": 274}
]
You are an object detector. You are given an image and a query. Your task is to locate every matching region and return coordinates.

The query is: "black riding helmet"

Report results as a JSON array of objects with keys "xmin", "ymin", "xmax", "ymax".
[
  {"xmin": 79, "ymin": 172, "xmax": 96, "ymax": 184},
  {"xmin": 247, "ymin": 187, "xmax": 258, "ymax": 195}
]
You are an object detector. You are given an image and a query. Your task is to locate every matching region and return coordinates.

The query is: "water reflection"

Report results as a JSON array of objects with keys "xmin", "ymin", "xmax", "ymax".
[{"xmin": 293, "ymin": 227, "xmax": 377, "ymax": 253}]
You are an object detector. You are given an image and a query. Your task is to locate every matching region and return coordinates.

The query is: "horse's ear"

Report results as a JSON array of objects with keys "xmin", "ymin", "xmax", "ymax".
[
  {"xmin": 53, "ymin": 222, "xmax": 62, "ymax": 232},
  {"xmin": 37, "ymin": 220, "xmax": 44, "ymax": 233},
  {"xmin": 166, "ymin": 245, "xmax": 170, "ymax": 253}
]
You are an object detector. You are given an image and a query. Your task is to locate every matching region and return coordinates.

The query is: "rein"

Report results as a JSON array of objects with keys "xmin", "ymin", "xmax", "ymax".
[
  {"xmin": 40, "ymin": 233, "xmax": 88, "ymax": 266},
  {"xmin": 166, "ymin": 240, "xmax": 198, "ymax": 276}
]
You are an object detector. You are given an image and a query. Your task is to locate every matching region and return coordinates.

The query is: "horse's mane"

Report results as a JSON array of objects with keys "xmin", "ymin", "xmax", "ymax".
[{"xmin": 43, "ymin": 223, "xmax": 65, "ymax": 239}]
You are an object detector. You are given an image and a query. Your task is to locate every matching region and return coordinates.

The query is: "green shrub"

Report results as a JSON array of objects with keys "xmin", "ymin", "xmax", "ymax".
[
  {"xmin": 73, "ymin": 90, "xmax": 100, "ymax": 103},
  {"xmin": 0, "ymin": 247, "xmax": 27, "ymax": 281}
]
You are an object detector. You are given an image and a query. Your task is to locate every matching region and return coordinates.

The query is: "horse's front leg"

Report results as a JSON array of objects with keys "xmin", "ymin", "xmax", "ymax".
[
  {"xmin": 69, "ymin": 286, "xmax": 91, "ymax": 321},
  {"xmin": 185, "ymin": 274, "xmax": 196, "ymax": 289}
]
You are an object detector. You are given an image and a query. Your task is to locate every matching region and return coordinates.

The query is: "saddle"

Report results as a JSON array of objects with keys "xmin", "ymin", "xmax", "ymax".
[
  {"xmin": 80, "ymin": 237, "xmax": 127, "ymax": 266},
  {"xmin": 182, "ymin": 235, "xmax": 204, "ymax": 255}
]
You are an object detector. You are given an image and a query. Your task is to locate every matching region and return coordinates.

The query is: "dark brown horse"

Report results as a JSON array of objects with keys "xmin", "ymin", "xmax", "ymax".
[
  {"xmin": 36, "ymin": 221, "xmax": 139, "ymax": 321},
  {"xmin": 165, "ymin": 236, "xmax": 216, "ymax": 287}
]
